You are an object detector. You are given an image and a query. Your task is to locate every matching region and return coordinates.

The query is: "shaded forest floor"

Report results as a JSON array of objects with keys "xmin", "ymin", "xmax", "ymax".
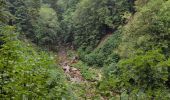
[
  {"xmin": 55, "ymin": 46, "xmax": 104, "ymax": 99},
  {"xmin": 54, "ymin": 34, "xmax": 116, "ymax": 99}
]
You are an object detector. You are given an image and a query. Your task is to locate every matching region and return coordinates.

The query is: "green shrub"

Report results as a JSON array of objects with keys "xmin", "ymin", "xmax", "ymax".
[
  {"xmin": 72, "ymin": 61, "xmax": 95, "ymax": 80},
  {"xmin": 99, "ymin": 49, "xmax": 170, "ymax": 98},
  {"xmin": 0, "ymin": 26, "xmax": 73, "ymax": 99},
  {"xmin": 102, "ymin": 49, "xmax": 170, "ymax": 98},
  {"xmin": 81, "ymin": 32, "xmax": 121, "ymax": 67}
]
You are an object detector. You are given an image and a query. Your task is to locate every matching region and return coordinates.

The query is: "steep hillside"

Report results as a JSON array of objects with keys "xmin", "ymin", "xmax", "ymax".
[
  {"xmin": 0, "ymin": 26, "xmax": 74, "ymax": 99},
  {"xmin": 98, "ymin": 0, "xmax": 170, "ymax": 99}
]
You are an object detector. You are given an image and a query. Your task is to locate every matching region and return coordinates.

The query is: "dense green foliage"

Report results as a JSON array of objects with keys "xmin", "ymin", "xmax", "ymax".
[
  {"xmin": 34, "ymin": 4, "xmax": 61, "ymax": 48},
  {"xmin": 99, "ymin": 0, "xmax": 170, "ymax": 99},
  {"xmin": 70, "ymin": 0, "xmax": 131, "ymax": 48},
  {"xmin": 7, "ymin": 0, "xmax": 41, "ymax": 35},
  {"xmin": 81, "ymin": 32, "xmax": 121, "ymax": 67},
  {"xmin": 0, "ymin": 1, "xmax": 73, "ymax": 98},
  {"xmin": 0, "ymin": 26, "xmax": 73, "ymax": 99},
  {"xmin": 6, "ymin": 0, "xmax": 133, "ymax": 50},
  {"xmin": 1, "ymin": 0, "xmax": 170, "ymax": 99}
]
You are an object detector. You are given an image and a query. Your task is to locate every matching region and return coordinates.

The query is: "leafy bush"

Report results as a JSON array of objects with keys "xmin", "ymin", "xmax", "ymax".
[
  {"xmin": 84, "ymin": 52, "xmax": 105, "ymax": 67},
  {"xmin": 72, "ymin": 61, "xmax": 95, "ymax": 80},
  {"xmin": 82, "ymin": 32, "xmax": 121, "ymax": 67},
  {"xmin": 0, "ymin": 26, "xmax": 73, "ymax": 99},
  {"xmin": 119, "ymin": 0, "xmax": 170, "ymax": 58},
  {"xmin": 100, "ymin": 49, "xmax": 170, "ymax": 99},
  {"xmin": 99, "ymin": 0, "xmax": 170, "ymax": 98}
]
